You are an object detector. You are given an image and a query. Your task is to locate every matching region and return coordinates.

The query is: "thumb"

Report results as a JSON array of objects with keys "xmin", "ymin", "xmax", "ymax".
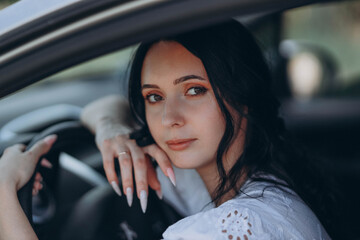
[{"xmin": 28, "ymin": 135, "xmax": 57, "ymax": 159}]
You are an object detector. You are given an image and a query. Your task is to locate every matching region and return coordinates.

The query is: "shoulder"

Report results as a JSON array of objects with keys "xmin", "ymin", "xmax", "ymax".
[
  {"xmin": 162, "ymin": 180, "xmax": 330, "ymax": 240},
  {"xmin": 163, "ymin": 201, "xmax": 263, "ymax": 240}
]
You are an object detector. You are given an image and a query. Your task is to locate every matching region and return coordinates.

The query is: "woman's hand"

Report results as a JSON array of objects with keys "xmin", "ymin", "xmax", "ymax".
[
  {"xmin": 0, "ymin": 135, "xmax": 56, "ymax": 240},
  {"xmin": 0, "ymin": 135, "xmax": 57, "ymax": 191},
  {"xmin": 81, "ymin": 95, "xmax": 175, "ymax": 213},
  {"xmin": 96, "ymin": 126, "xmax": 176, "ymax": 213}
]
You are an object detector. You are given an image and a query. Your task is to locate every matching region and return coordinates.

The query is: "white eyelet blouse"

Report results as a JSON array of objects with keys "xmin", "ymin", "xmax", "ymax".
[{"xmin": 157, "ymin": 168, "xmax": 330, "ymax": 240}]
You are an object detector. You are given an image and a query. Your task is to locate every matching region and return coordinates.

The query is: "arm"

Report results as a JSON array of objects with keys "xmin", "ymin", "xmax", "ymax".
[
  {"xmin": 80, "ymin": 95, "xmax": 134, "ymax": 147},
  {"xmin": 80, "ymin": 95, "xmax": 176, "ymax": 213},
  {"xmin": 0, "ymin": 135, "xmax": 57, "ymax": 240},
  {"xmin": 0, "ymin": 183, "xmax": 37, "ymax": 240}
]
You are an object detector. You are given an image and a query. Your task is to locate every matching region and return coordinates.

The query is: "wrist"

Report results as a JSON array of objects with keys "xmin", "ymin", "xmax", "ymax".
[
  {"xmin": 94, "ymin": 118, "xmax": 132, "ymax": 147},
  {"xmin": 0, "ymin": 178, "xmax": 17, "ymax": 195},
  {"xmin": 96, "ymin": 117, "xmax": 132, "ymax": 135}
]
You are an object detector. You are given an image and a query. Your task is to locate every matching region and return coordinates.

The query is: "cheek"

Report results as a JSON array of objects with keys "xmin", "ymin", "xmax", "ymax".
[
  {"xmin": 145, "ymin": 106, "xmax": 163, "ymax": 143},
  {"xmin": 204, "ymin": 112, "xmax": 225, "ymax": 143},
  {"xmin": 192, "ymin": 97, "xmax": 225, "ymax": 142}
]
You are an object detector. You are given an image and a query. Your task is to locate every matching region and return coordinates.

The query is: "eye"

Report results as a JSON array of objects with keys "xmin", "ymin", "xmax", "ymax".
[
  {"xmin": 145, "ymin": 93, "xmax": 163, "ymax": 103},
  {"xmin": 185, "ymin": 86, "xmax": 207, "ymax": 96}
]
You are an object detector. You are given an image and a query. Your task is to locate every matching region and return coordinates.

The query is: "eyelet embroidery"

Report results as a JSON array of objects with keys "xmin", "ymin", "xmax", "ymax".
[{"xmin": 220, "ymin": 210, "xmax": 252, "ymax": 240}]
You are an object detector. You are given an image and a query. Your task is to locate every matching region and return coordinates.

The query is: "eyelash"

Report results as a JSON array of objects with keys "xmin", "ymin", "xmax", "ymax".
[
  {"xmin": 185, "ymin": 86, "xmax": 207, "ymax": 96},
  {"xmin": 144, "ymin": 86, "xmax": 208, "ymax": 104},
  {"xmin": 145, "ymin": 93, "xmax": 163, "ymax": 104}
]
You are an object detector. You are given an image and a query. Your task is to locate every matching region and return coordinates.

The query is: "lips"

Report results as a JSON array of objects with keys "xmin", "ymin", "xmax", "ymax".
[{"xmin": 166, "ymin": 138, "xmax": 197, "ymax": 151}]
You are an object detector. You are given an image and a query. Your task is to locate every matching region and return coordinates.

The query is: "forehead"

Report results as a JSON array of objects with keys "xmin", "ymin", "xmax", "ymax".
[{"xmin": 141, "ymin": 41, "xmax": 207, "ymax": 84}]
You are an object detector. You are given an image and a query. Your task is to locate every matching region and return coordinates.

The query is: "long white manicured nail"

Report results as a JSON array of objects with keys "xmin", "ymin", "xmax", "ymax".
[
  {"xmin": 41, "ymin": 158, "xmax": 53, "ymax": 169},
  {"xmin": 111, "ymin": 181, "xmax": 122, "ymax": 196},
  {"xmin": 156, "ymin": 189, "xmax": 163, "ymax": 200},
  {"xmin": 167, "ymin": 168, "xmax": 176, "ymax": 187},
  {"xmin": 140, "ymin": 190, "xmax": 147, "ymax": 213},
  {"xmin": 44, "ymin": 135, "xmax": 57, "ymax": 145},
  {"xmin": 126, "ymin": 187, "xmax": 133, "ymax": 207}
]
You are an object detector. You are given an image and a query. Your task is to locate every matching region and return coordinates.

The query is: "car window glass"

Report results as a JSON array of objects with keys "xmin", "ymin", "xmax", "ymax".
[
  {"xmin": 0, "ymin": 46, "xmax": 135, "ymax": 127},
  {"xmin": 282, "ymin": 1, "xmax": 360, "ymax": 99}
]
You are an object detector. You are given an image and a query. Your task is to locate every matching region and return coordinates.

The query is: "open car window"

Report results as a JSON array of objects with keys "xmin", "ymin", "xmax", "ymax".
[
  {"xmin": 0, "ymin": 45, "xmax": 134, "ymax": 127},
  {"xmin": 43, "ymin": 45, "xmax": 135, "ymax": 86}
]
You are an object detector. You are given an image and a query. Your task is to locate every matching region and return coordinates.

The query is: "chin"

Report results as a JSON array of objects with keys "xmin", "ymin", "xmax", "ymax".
[
  {"xmin": 169, "ymin": 155, "xmax": 196, "ymax": 169},
  {"xmin": 171, "ymin": 161, "xmax": 197, "ymax": 169},
  {"xmin": 167, "ymin": 151, "xmax": 209, "ymax": 169}
]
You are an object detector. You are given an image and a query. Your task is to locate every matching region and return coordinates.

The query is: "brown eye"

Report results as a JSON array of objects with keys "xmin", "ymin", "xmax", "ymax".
[
  {"xmin": 146, "ymin": 94, "xmax": 163, "ymax": 103},
  {"xmin": 186, "ymin": 86, "xmax": 207, "ymax": 96}
]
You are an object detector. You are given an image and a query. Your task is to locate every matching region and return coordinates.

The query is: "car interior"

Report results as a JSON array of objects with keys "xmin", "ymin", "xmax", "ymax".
[{"xmin": 0, "ymin": 0, "xmax": 359, "ymax": 239}]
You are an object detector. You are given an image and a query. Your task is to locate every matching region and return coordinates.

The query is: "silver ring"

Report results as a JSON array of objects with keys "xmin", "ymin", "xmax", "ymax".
[{"xmin": 118, "ymin": 151, "xmax": 129, "ymax": 157}]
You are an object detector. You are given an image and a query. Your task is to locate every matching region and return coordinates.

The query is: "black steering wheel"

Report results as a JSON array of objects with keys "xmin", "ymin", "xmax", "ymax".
[{"xmin": 17, "ymin": 121, "xmax": 93, "ymax": 227}]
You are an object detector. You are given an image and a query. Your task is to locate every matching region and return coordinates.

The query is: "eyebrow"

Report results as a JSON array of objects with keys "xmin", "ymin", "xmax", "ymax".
[
  {"xmin": 173, "ymin": 75, "xmax": 205, "ymax": 85},
  {"xmin": 141, "ymin": 74, "xmax": 205, "ymax": 91}
]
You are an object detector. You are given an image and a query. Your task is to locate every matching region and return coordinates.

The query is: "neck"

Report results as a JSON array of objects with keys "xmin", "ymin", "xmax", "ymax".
[
  {"xmin": 196, "ymin": 163, "xmax": 218, "ymax": 199},
  {"xmin": 196, "ymin": 161, "xmax": 237, "ymax": 206},
  {"xmin": 196, "ymin": 120, "xmax": 248, "ymax": 206},
  {"xmin": 197, "ymin": 115, "xmax": 248, "ymax": 206}
]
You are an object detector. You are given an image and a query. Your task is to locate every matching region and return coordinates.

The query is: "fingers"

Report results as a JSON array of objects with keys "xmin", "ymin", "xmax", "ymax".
[
  {"xmin": 143, "ymin": 144, "xmax": 176, "ymax": 186},
  {"xmin": 13, "ymin": 143, "xmax": 26, "ymax": 152},
  {"xmin": 32, "ymin": 173, "xmax": 43, "ymax": 196},
  {"xmin": 3, "ymin": 143, "xmax": 26, "ymax": 155},
  {"xmin": 100, "ymin": 140, "xmax": 122, "ymax": 196},
  {"xmin": 98, "ymin": 134, "xmax": 168, "ymax": 214},
  {"xmin": 28, "ymin": 135, "xmax": 57, "ymax": 160},
  {"xmin": 32, "ymin": 180, "xmax": 43, "ymax": 195},
  {"xmin": 117, "ymin": 150, "xmax": 133, "ymax": 206},
  {"xmin": 31, "ymin": 159, "xmax": 52, "ymax": 196},
  {"xmin": 35, "ymin": 172, "xmax": 41, "ymax": 180},
  {"xmin": 0, "ymin": 135, "xmax": 57, "ymax": 191},
  {"xmin": 116, "ymin": 139, "xmax": 163, "ymax": 213},
  {"xmin": 126, "ymin": 141, "xmax": 148, "ymax": 213},
  {"xmin": 40, "ymin": 158, "xmax": 53, "ymax": 169},
  {"xmin": 3, "ymin": 134, "xmax": 56, "ymax": 159}
]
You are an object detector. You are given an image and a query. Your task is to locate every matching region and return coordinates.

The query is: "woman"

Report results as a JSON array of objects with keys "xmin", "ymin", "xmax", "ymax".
[{"xmin": 0, "ymin": 20, "xmax": 334, "ymax": 239}]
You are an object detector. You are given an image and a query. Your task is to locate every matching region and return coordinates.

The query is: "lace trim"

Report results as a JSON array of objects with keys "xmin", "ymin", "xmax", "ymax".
[{"xmin": 219, "ymin": 209, "xmax": 252, "ymax": 240}]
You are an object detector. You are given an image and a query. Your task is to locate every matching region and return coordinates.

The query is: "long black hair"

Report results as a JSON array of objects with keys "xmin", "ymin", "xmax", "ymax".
[{"xmin": 128, "ymin": 20, "xmax": 341, "ymax": 239}]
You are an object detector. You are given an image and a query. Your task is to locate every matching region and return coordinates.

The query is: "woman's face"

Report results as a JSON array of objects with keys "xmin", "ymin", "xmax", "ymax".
[{"xmin": 140, "ymin": 41, "xmax": 226, "ymax": 170}]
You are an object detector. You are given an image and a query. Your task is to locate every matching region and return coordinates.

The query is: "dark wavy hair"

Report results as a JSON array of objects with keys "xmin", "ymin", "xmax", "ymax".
[{"xmin": 128, "ymin": 20, "xmax": 341, "ymax": 239}]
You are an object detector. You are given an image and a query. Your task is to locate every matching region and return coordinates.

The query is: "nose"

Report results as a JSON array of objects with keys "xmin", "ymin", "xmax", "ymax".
[{"xmin": 162, "ymin": 98, "xmax": 185, "ymax": 128}]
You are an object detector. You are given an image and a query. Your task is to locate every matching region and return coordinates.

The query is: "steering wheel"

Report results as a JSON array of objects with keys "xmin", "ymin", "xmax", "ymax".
[{"xmin": 17, "ymin": 121, "xmax": 93, "ymax": 227}]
